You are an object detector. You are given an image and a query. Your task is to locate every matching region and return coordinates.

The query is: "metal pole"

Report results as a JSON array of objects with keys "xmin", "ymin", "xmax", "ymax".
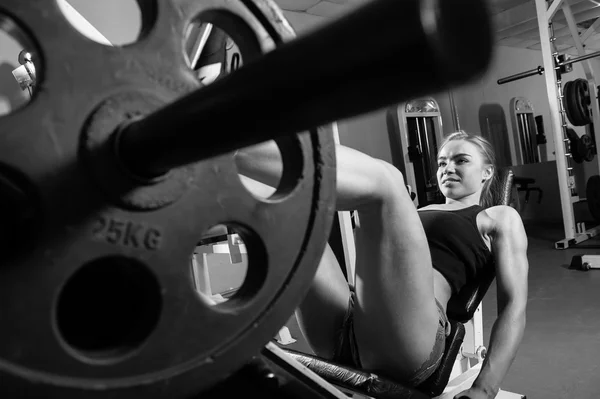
[
  {"xmin": 523, "ymin": 114, "xmax": 535, "ymax": 163},
  {"xmin": 520, "ymin": 114, "xmax": 531, "ymax": 163},
  {"xmin": 448, "ymin": 90, "xmax": 461, "ymax": 131},
  {"xmin": 557, "ymin": 49, "xmax": 600, "ymax": 67},
  {"xmin": 497, "ymin": 49, "xmax": 600, "ymax": 86},
  {"xmin": 497, "ymin": 66, "xmax": 544, "ymax": 85},
  {"xmin": 535, "ymin": 0, "xmax": 576, "ymax": 241},
  {"xmin": 517, "ymin": 114, "xmax": 527, "ymax": 162},
  {"xmin": 187, "ymin": 23, "xmax": 213, "ymax": 70}
]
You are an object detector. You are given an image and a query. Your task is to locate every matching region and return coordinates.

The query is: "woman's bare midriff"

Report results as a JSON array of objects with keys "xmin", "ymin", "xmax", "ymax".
[{"xmin": 433, "ymin": 269, "xmax": 453, "ymax": 314}]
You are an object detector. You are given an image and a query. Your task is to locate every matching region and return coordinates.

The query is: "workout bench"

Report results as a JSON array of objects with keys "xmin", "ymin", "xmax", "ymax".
[
  {"xmin": 279, "ymin": 169, "xmax": 526, "ymax": 398},
  {"xmin": 513, "ymin": 176, "xmax": 543, "ymax": 205}
]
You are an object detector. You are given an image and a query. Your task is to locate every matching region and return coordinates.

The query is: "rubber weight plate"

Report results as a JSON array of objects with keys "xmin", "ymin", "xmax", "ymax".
[
  {"xmin": 576, "ymin": 79, "xmax": 593, "ymax": 125},
  {"xmin": 0, "ymin": 1, "xmax": 335, "ymax": 398},
  {"xmin": 566, "ymin": 127, "xmax": 584, "ymax": 164},
  {"xmin": 581, "ymin": 134, "xmax": 595, "ymax": 162},
  {"xmin": 587, "ymin": 175, "xmax": 600, "ymax": 223},
  {"xmin": 563, "ymin": 80, "xmax": 584, "ymax": 126},
  {"xmin": 563, "ymin": 81, "xmax": 577, "ymax": 127},
  {"xmin": 566, "ymin": 79, "xmax": 593, "ymax": 126}
]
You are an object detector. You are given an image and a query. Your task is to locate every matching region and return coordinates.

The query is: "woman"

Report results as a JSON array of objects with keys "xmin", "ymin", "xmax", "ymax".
[{"xmin": 236, "ymin": 131, "xmax": 528, "ymax": 399}]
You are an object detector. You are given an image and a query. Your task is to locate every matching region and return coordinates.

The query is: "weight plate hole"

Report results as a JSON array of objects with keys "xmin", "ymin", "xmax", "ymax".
[
  {"xmin": 192, "ymin": 224, "xmax": 265, "ymax": 306},
  {"xmin": 55, "ymin": 257, "xmax": 162, "ymax": 363},
  {"xmin": 235, "ymin": 137, "xmax": 305, "ymax": 201},
  {"xmin": 56, "ymin": 0, "xmax": 156, "ymax": 47},
  {"xmin": 183, "ymin": 10, "xmax": 264, "ymax": 85},
  {"xmin": 235, "ymin": 141, "xmax": 282, "ymax": 200},
  {"xmin": 183, "ymin": 21, "xmax": 244, "ymax": 85},
  {"xmin": 0, "ymin": 12, "xmax": 41, "ymax": 116}
]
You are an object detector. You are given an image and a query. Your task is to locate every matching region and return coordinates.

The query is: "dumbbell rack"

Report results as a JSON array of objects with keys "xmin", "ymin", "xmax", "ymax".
[{"xmin": 534, "ymin": 0, "xmax": 600, "ymax": 249}]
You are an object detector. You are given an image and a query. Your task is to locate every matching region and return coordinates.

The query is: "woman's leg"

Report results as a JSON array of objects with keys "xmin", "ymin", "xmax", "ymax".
[
  {"xmin": 294, "ymin": 244, "xmax": 350, "ymax": 358},
  {"xmin": 236, "ymin": 142, "xmax": 440, "ymax": 377},
  {"xmin": 236, "ymin": 142, "xmax": 351, "ymax": 358},
  {"xmin": 334, "ymin": 146, "xmax": 440, "ymax": 378}
]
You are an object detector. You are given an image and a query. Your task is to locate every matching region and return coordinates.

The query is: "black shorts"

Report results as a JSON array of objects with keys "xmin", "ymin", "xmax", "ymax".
[{"xmin": 332, "ymin": 289, "xmax": 450, "ymax": 387}]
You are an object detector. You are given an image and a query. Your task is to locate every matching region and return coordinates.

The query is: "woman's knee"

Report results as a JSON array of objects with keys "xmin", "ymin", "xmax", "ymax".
[{"xmin": 373, "ymin": 161, "xmax": 410, "ymax": 203}]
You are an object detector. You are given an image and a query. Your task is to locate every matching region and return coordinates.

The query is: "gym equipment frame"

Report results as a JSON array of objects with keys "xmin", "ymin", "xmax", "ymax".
[
  {"xmin": 499, "ymin": 0, "xmax": 600, "ymax": 249},
  {"xmin": 388, "ymin": 98, "xmax": 445, "ymax": 208},
  {"xmin": 509, "ymin": 97, "xmax": 540, "ymax": 166}
]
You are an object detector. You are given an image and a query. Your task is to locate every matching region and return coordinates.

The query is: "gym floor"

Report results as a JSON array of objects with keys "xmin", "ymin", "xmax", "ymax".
[
  {"xmin": 282, "ymin": 220, "xmax": 600, "ymax": 399},
  {"xmin": 488, "ymin": 221, "xmax": 600, "ymax": 399}
]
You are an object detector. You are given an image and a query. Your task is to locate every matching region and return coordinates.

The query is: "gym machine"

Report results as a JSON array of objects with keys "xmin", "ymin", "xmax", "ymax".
[
  {"xmin": 388, "ymin": 98, "xmax": 445, "ymax": 208},
  {"xmin": 498, "ymin": 0, "xmax": 600, "ymax": 249},
  {"xmin": 509, "ymin": 97, "xmax": 540, "ymax": 165},
  {"xmin": 0, "ymin": 0, "xmax": 495, "ymax": 398}
]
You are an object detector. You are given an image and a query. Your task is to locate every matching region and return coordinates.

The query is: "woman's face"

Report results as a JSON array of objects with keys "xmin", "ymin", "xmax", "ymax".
[{"xmin": 436, "ymin": 140, "xmax": 492, "ymax": 202}]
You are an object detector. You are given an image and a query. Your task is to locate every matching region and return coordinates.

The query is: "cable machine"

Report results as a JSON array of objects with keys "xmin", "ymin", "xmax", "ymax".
[
  {"xmin": 509, "ymin": 97, "xmax": 540, "ymax": 165},
  {"xmin": 388, "ymin": 98, "xmax": 445, "ymax": 208}
]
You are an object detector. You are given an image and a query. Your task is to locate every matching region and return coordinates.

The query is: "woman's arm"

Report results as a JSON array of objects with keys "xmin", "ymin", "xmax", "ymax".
[{"xmin": 468, "ymin": 206, "xmax": 529, "ymax": 398}]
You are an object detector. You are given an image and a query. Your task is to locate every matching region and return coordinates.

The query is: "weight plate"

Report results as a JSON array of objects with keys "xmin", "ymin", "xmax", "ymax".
[
  {"xmin": 570, "ymin": 80, "xmax": 585, "ymax": 126},
  {"xmin": 581, "ymin": 133, "xmax": 593, "ymax": 147},
  {"xmin": 575, "ymin": 79, "xmax": 593, "ymax": 126},
  {"xmin": 563, "ymin": 81, "xmax": 577, "ymax": 126},
  {"xmin": 576, "ymin": 138, "xmax": 587, "ymax": 164},
  {"xmin": 585, "ymin": 146, "xmax": 595, "ymax": 162},
  {"xmin": 581, "ymin": 134, "xmax": 595, "ymax": 162},
  {"xmin": 566, "ymin": 127, "xmax": 584, "ymax": 164},
  {"xmin": 0, "ymin": 1, "xmax": 335, "ymax": 398},
  {"xmin": 587, "ymin": 175, "xmax": 600, "ymax": 223}
]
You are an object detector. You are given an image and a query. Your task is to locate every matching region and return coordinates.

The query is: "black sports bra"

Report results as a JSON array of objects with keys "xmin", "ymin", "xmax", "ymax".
[{"xmin": 418, "ymin": 205, "xmax": 493, "ymax": 294}]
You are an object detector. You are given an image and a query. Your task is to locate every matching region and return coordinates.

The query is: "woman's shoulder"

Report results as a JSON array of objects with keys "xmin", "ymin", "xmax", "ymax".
[
  {"xmin": 483, "ymin": 204, "xmax": 521, "ymax": 219},
  {"xmin": 481, "ymin": 205, "xmax": 524, "ymax": 233},
  {"xmin": 418, "ymin": 203, "xmax": 479, "ymax": 212}
]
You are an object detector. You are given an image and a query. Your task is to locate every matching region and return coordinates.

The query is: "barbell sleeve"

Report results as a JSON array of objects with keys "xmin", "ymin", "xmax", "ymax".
[
  {"xmin": 497, "ymin": 66, "xmax": 544, "ymax": 85},
  {"xmin": 118, "ymin": 0, "xmax": 494, "ymax": 178}
]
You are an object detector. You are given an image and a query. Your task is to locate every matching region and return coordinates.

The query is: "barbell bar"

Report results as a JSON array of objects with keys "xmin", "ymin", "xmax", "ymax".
[
  {"xmin": 117, "ymin": 0, "xmax": 495, "ymax": 178},
  {"xmin": 497, "ymin": 49, "xmax": 600, "ymax": 85}
]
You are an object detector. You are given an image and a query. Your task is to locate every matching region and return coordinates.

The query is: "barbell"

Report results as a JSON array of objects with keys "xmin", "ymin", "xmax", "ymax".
[{"xmin": 0, "ymin": 0, "xmax": 493, "ymax": 397}]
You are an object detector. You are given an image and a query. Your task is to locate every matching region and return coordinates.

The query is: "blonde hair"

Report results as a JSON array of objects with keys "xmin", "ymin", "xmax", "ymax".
[{"xmin": 438, "ymin": 131, "xmax": 497, "ymax": 208}]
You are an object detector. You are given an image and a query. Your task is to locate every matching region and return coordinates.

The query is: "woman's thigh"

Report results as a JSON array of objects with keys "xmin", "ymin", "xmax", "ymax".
[
  {"xmin": 295, "ymin": 244, "xmax": 351, "ymax": 359},
  {"xmin": 351, "ymin": 165, "xmax": 441, "ymax": 379}
]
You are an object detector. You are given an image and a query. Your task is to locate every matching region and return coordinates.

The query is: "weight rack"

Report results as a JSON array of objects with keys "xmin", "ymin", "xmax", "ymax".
[
  {"xmin": 537, "ymin": 0, "xmax": 600, "ymax": 249},
  {"xmin": 499, "ymin": 0, "xmax": 600, "ymax": 249}
]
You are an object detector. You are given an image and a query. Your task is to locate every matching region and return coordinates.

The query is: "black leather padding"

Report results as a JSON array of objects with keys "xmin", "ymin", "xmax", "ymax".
[
  {"xmin": 490, "ymin": 168, "xmax": 515, "ymax": 209},
  {"xmin": 280, "ymin": 348, "xmax": 430, "ymax": 399},
  {"xmin": 416, "ymin": 321, "xmax": 466, "ymax": 397}
]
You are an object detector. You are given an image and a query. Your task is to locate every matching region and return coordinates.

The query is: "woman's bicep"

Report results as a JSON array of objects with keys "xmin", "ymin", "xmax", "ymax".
[{"xmin": 491, "ymin": 207, "xmax": 529, "ymax": 313}]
